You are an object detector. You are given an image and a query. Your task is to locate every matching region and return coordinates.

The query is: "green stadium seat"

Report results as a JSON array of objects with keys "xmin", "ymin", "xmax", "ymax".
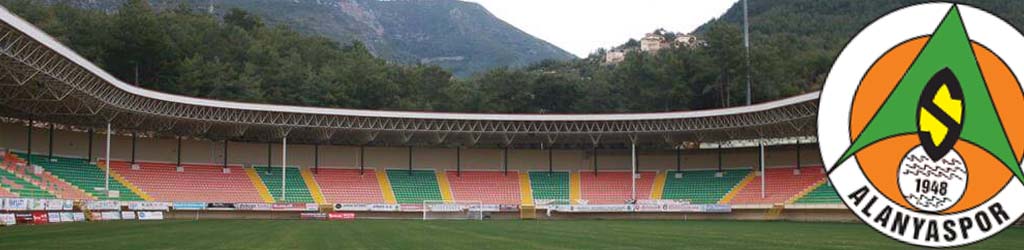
[
  {"xmin": 386, "ymin": 169, "xmax": 442, "ymax": 204},
  {"xmin": 796, "ymin": 183, "xmax": 841, "ymax": 204},
  {"xmin": 528, "ymin": 171, "xmax": 570, "ymax": 202},
  {"xmin": 661, "ymin": 169, "xmax": 750, "ymax": 204},
  {"xmin": 254, "ymin": 165, "xmax": 315, "ymax": 203}
]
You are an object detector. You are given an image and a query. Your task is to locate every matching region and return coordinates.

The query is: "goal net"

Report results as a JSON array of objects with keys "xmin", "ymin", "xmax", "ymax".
[{"xmin": 422, "ymin": 200, "xmax": 484, "ymax": 220}]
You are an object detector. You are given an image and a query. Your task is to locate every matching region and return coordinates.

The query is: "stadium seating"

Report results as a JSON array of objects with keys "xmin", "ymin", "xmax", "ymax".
[
  {"xmin": 16, "ymin": 152, "xmax": 144, "ymax": 200},
  {"xmin": 0, "ymin": 164, "xmax": 55, "ymax": 199},
  {"xmin": 795, "ymin": 183, "xmax": 841, "ymax": 204},
  {"xmin": 0, "ymin": 154, "xmax": 55, "ymax": 199},
  {"xmin": 109, "ymin": 161, "xmax": 263, "ymax": 203},
  {"xmin": 0, "ymin": 186, "xmax": 14, "ymax": 198},
  {"xmin": 528, "ymin": 171, "xmax": 570, "ymax": 203},
  {"xmin": 578, "ymin": 171, "xmax": 656, "ymax": 204},
  {"xmin": 313, "ymin": 168, "xmax": 386, "ymax": 204},
  {"xmin": 254, "ymin": 166, "xmax": 315, "ymax": 203},
  {"xmin": 729, "ymin": 167, "xmax": 827, "ymax": 204},
  {"xmin": 1, "ymin": 154, "xmax": 93, "ymax": 200},
  {"xmin": 445, "ymin": 170, "xmax": 520, "ymax": 204},
  {"xmin": 14, "ymin": 153, "xmax": 143, "ymax": 201},
  {"xmin": 386, "ymin": 169, "xmax": 442, "ymax": 204},
  {"xmin": 0, "ymin": 150, "xmax": 834, "ymax": 206},
  {"xmin": 661, "ymin": 169, "xmax": 751, "ymax": 204}
]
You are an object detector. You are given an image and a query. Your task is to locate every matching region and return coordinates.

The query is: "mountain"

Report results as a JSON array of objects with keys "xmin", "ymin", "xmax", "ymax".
[
  {"xmin": 52, "ymin": 0, "xmax": 576, "ymax": 77},
  {"xmin": 19, "ymin": 0, "xmax": 1024, "ymax": 114}
]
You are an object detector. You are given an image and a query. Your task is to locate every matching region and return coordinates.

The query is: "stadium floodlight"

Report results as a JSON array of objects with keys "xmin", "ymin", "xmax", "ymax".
[
  {"xmin": 104, "ymin": 122, "xmax": 111, "ymax": 193},
  {"xmin": 631, "ymin": 143, "xmax": 637, "ymax": 202},
  {"xmin": 759, "ymin": 141, "xmax": 765, "ymax": 199},
  {"xmin": 744, "ymin": 0, "xmax": 752, "ymax": 106},
  {"xmin": 282, "ymin": 136, "xmax": 287, "ymax": 202},
  {"xmin": 422, "ymin": 200, "xmax": 483, "ymax": 221}
]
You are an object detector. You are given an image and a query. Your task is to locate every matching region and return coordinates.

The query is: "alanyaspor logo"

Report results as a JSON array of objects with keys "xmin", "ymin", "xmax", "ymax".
[{"xmin": 819, "ymin": 2, "xmax": 1024, "ymax": 248}]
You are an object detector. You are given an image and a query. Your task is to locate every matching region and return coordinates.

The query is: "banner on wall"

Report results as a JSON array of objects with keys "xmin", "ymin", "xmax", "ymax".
[
  {"xmin": 368, "ymin": 204, "xmax": 399, "ymax": 212},
  {"xmin": 300, "ymin": 213, "xmax": 327, "ymax": 220},
  {"xmin": 327, "ymin": 212, "xmax": 356, "ymax": 220},
  {"xmin": 100, "ymin": 211, "xmax": 122, "ymax": 220},
  {"xmin": 499, "ymin": 205, "xmax": 519, "ymax": 212},
  {"xmin": 44, "ymin": 200, "xmax": 64, "ymax": 211},
  {"xmin": 235, "ymin": 203, "xmax": 271, "ymax": 211},
  {"xmin": 173, "ymin": 202, "xmax": 207, "ymax": 211},
  {"xmin": 137, "ymin": 211, "xmax": 164, "ymax": 221},
  {"xmin": 62, "ymin": 200, "xmax": 74, "ymax": 211},
  {"xmin": 569, "ymin": 205, "xmax": 634, "ymax": 213},
  {"xmin": 476, "ymin": 204, "xmax": 501, "ymax": 212},
  {"xmin": 129, "ymin": 202, "xmax": 171, "ymax": 211},
  {"xmin": 333, "ymin": 203, "xmax": 369, "ymax": 211},
  {"xmin": 702, "ymin": 204, "xmax": 732, "ymax": 213},
  {"xmin": 14, "ymin": 213, "xmax": 32, "ymax": 224},
  {"xmin": 28, "ymin": 200, "xmax": 46, "ymax": 211},
  {"xmin": 46, "ymin": 212, "xmax": 60, "ymax": 223},
  {"xmin": 635, "ymin": 204, "xmax": 705, "ymax": 212},
  {"xmin": 0, "ymin": 213, "xmax": 14, "ymax": 226},
  {"xmin": 72, "ymin": 212, "xmax": 85, "ymax": 222},
  {"xmin": 121, "ymin": 211, "xmax": 137, "ymax": 220},
  {"xmin": 31, "ymin": 212, "xmax": 48, "ymax": 224},
  {"xmin": 59, "ymin": 212, "xmax": 74, "ymax": 222},
  {"xmin": 270, "ymin": 203, "xmax": 316, "ymax": 212},
  {"xmin": 3, "ymin": 198, "xmax": 28, "ymax": 211},
  {"xmin": 85, "ymin": 200, "xmax": 120, "ymax": 211},
  {"xmin": 424, "ymin": 203, "xmax": 460, "ymax": 212},
  {"xmin": 206, "ymin": 203, "xmax": 236, "ymax": 211},
  {"xmin": 399, "ymin": 204, "xmax": 423, "ymax": 212}
]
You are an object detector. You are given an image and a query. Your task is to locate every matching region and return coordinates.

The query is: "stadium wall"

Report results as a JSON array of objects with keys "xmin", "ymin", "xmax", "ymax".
[
  {"xmin": 0, "ymin": 122, "xmax": 822, "ymax": 171},
  {"xmin": 158, "ymin": 208, "xmax": 858, "ymax": 222}
]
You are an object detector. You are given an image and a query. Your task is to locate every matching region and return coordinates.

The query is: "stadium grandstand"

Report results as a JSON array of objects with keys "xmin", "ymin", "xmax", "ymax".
[
  {"xmin": 2, "ymin": 14, "xmax": 901, "ymax": 248},
  {"xmin": 0, "ymin": 3, "xmax": 841, "ymax": 218}
]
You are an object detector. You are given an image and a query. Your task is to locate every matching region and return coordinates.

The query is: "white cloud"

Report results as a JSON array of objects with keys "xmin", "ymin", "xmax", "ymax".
[{"xmin": 466, "ymin": 0, "xmax": 738, "ymax": 57}]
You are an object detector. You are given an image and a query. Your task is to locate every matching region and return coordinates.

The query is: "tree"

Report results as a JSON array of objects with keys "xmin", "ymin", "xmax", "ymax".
[
  {"xmin": 224, "ymin": 8, "xmax": 263, "ymax": 31},
  {"xmin": 701, "ymin": 21, "xmax": 745, "ymax": 108},
  {"xmin": 107, "ymin": 0, "xmax": 171, "ymax": 89}
]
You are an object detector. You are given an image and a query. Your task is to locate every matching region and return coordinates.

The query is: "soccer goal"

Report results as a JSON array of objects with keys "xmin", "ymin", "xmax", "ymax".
[{"xmin": 422, "ymin": 200, "xmax": 484, "ymax": 220}]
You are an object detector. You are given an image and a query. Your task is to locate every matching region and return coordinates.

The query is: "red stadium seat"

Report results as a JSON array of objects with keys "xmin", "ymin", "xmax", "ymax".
[
  {"xmin": 729, "ymin": 167, "xmax": 827, "ymax": 204},
  {"xmin": 109, "ymin": 161, "xmax": 263, "ymax": 203},
  {"xmin": 313, "ymin": 168, "xmax": 385, "ymax": 204},
  {"xmin": 446, "ymin": 170, "xmax": 520, "ymax": 204},
  {"xmin": 0, "ymin": 185, "xmax": 15, "ymax": 198},
  {"xmin": 579, "ymin": 171, "xmax": 656, "ymax": 204}
]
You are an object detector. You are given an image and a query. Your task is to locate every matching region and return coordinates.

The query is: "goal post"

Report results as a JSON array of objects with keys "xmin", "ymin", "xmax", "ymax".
[{"xmin": 422, "ymin": 200, "xmax": 483, "ymax": 220}]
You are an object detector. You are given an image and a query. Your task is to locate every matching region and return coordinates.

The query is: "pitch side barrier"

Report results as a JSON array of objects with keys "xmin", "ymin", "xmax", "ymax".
[
  {"xmin": 0, "ymin": 198, "xmax": 169, "ymax": 225},
  {"xmin": 1, "ymin": 198, "xmax": 904, "ymax": 223}
]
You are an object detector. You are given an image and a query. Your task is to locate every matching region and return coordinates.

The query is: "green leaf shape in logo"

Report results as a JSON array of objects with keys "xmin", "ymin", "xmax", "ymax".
[{"xmin": 837, "ymin": 5, "xmax": 1022, "ymax": 181}]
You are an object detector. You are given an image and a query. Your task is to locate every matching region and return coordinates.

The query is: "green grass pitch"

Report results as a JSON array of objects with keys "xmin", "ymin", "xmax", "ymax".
[{"xmin": 1, "ymin": 220, "xmax": 1022, "ymax": 249}]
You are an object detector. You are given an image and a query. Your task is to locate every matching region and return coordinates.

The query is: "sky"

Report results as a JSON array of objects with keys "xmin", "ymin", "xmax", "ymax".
[{"xmin": 467, "ymin": 0, "xmax": 739, "ymax": 57}]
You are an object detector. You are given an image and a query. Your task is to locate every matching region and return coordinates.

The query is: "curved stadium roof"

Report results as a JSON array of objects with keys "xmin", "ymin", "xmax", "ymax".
[{"xmin": 0, "ymin": 6, "xmax": 818, "ymax": 147}]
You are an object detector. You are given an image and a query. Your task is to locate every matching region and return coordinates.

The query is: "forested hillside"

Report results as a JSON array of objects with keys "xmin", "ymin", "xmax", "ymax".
[
  {"xmin": 3, "ymin": 0, "xmax": 459, "ymax": 110},
  {"xmin": 3, "ymin": 0, "xmax": 1023, "ymax": 113},
  {"xmin": 39, "ymin": 0, "xmax": 577, "ymax": 77}
]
